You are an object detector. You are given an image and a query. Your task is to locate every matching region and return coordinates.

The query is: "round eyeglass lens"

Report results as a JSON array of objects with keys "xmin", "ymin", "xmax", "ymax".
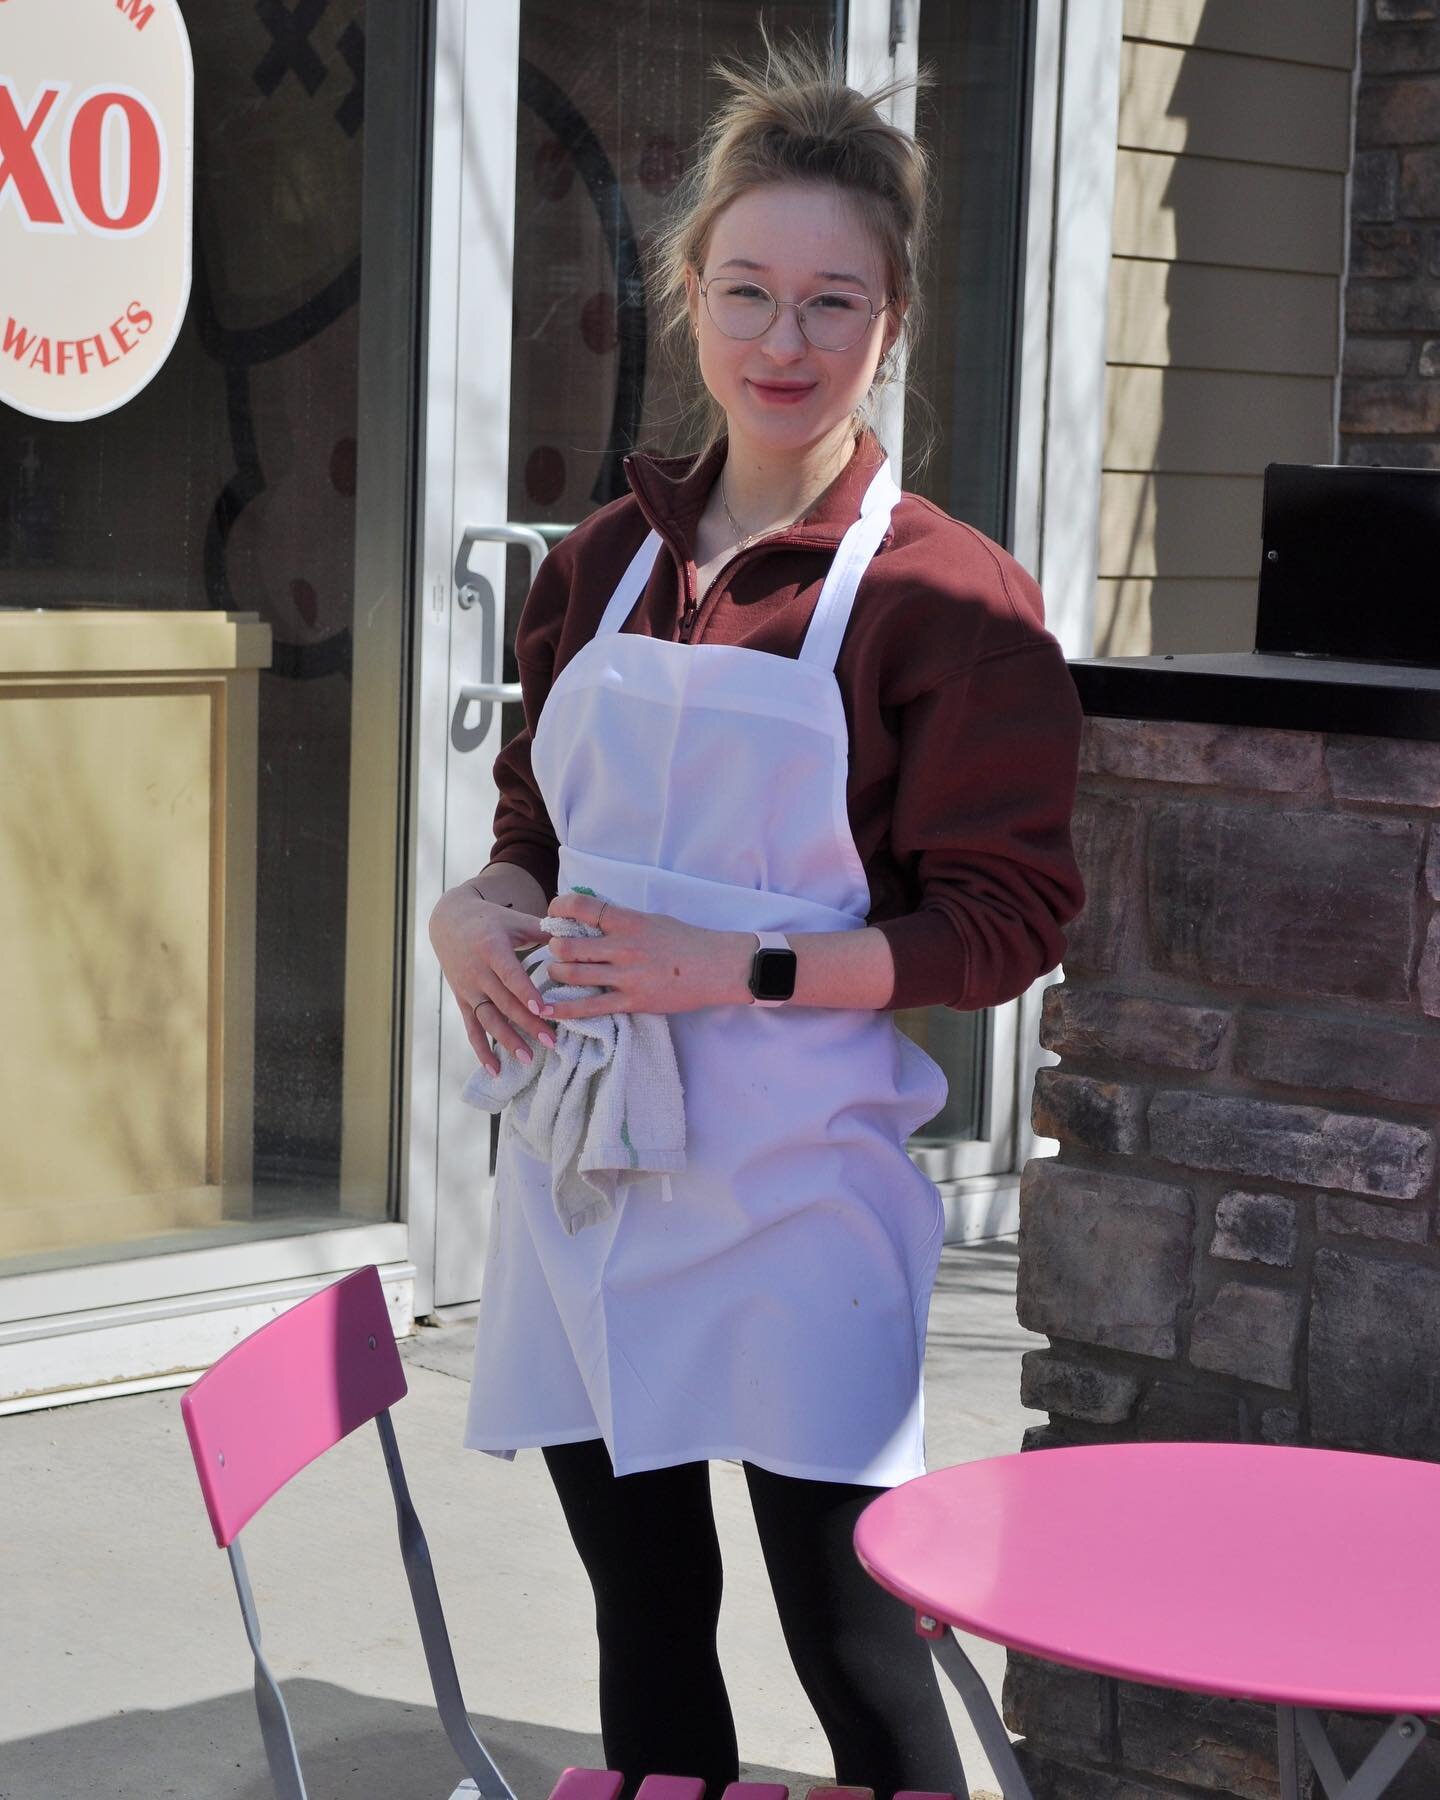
[
  {"xmin": 798, "ymin": 291, "xmax": 875, "ymax": 351},
  {"xmin": 703, "ymin": 281, "xmax": 877, "ymax": 352}
]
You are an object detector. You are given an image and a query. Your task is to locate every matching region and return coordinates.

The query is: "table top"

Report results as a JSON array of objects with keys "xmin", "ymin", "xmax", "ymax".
[{"xmin": 853, "ymin": 1443, "xmax": 1440, "ymax": 1714}]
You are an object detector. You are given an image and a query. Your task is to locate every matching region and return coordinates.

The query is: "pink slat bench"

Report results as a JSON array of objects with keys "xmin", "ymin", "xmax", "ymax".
[{"xmin": 549, "ymin": 1777, "xmax": 856, "ymax": 1800}]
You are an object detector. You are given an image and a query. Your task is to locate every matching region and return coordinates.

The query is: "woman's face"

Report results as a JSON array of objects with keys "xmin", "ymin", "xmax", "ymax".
[{"xmin": 687, "ymin": 180, "xmax": 900, "ymax": 462}]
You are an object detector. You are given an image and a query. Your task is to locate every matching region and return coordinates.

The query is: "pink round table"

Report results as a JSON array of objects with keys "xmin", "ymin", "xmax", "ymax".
[{"xmin": 854, "ymin": 1443, "xmax": 1440, "ymax": 1800}]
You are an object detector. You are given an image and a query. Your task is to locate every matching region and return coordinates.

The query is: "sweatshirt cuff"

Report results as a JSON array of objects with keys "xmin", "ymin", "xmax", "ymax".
[
  {"xmin": 873, "ymin": 912, "xmax": 971, "ymax": 1012},
  {"xmin": 487, "ymin": 841, "xmax": 558, "ymax": 900}
]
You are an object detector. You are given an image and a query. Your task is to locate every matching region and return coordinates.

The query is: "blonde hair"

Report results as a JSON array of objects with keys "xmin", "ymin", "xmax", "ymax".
[{"xmin": 652, "ymin": 35, "xmax": 932, "ymax": 452}]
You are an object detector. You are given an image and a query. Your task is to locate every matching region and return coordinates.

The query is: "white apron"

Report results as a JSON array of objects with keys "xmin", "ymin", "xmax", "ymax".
[{"xmin": 465, "ymin": 461, "xmax": 949, "ymax": 1486}]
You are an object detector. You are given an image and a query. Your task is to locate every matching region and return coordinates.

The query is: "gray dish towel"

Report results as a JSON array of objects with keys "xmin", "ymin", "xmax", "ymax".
[{"xmin": 460, "ymin": 894, "xmax": 687, "ymax": 1234}]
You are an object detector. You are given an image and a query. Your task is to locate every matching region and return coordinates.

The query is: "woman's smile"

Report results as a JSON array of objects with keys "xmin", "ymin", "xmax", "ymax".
[{"xmin": 746, "ymin": 377, "xmax": 818, "ymax": 406}]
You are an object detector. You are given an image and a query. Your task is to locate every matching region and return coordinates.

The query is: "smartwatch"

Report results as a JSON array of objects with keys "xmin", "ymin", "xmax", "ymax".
[{"xmin": 748, "ymin": 930, "xmax": 797, "ymax": 1007}]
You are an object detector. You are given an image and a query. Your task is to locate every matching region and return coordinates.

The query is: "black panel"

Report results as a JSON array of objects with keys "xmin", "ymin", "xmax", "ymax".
[{"xmin": 1257, "ymin": 463, "xmax": 1440, "ymax": 666}]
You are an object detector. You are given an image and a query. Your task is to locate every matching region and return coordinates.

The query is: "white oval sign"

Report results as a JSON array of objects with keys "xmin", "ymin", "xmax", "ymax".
[{"xmin": 0, "ymin": 0, "xmax": 193, "ymax": 421}]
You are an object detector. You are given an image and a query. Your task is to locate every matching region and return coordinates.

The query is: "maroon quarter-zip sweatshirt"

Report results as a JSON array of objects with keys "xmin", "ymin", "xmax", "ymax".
[{"xmin": 489, "ymin": 430, "xmax": 1085, "ymax": 1013}]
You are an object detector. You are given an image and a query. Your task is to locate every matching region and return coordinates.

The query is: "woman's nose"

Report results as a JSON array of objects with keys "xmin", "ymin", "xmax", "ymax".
[{"xmin": 759, "ymin": 302, "xmax": 809, "ymax": 360}]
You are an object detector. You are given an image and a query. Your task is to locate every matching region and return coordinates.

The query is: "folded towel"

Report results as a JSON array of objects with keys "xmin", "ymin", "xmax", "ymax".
[{"xmin": 460, "ymin": 891, "xmax": 687, "ymax": 1234}]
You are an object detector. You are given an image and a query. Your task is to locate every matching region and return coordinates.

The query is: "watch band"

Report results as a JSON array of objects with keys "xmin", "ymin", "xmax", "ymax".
[{"xmin": 749, "ymin": 930, "xmax": 795, "ymax": 1007}]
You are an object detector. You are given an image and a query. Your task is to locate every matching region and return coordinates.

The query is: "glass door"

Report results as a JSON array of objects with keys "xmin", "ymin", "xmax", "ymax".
[{"xmin": 415, "ymin": 0, "xmax": 1039, "ymax": 1309}]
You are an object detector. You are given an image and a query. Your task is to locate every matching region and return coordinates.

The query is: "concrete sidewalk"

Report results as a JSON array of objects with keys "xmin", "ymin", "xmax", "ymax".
[{"xmin": 0, "ymin": 1241, "xmax": 1040, "ymax": 1800}]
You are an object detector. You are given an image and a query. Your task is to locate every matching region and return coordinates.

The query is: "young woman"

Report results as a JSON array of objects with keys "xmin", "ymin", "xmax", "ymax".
[{"xmin": 429, "ymin": 44, "xmax": 1085, "ymax": 1800}]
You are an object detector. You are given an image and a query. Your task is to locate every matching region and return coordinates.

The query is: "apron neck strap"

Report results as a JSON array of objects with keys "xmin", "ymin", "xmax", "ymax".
[
  {"xmin": 796, "ymin": 460, "xmax": 901, "ymax": 673},
  {"xmin": 597, "ymin": 529, "xmax": 665, "ymax": 638},
  {"xmin": 596, "ymin": 460, "xmax": 900, "ymax": 657}
]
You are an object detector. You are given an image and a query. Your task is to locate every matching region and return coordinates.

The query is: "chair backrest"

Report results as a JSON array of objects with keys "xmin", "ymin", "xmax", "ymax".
[{"xmin": 180, "ymin": 1264, "xmax": 407, "ymax": 1546}]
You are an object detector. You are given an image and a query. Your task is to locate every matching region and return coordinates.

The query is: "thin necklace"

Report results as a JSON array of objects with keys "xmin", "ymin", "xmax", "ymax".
[{"xmin": 720, "ymin": 469, "xmax": 782, "ymax": 552}]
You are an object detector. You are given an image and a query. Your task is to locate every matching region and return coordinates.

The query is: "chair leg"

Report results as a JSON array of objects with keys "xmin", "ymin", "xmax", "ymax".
[
  {"xmin": 928, "ymin": 1627, "xmax": 1032, "ymax": 1800},
  {"xmin": 229, "ymin": 1539, "xmax": 308, "ymax": 1800},
  {"xmin": 376, "ymin": 1410, "xmax": 517, "ymax": 1800}
]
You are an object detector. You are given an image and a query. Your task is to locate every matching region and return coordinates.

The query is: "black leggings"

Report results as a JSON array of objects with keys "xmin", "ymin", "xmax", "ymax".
[{"xmin": 543, "ymin": 1439, "xmax": 967, "ymax": 1800}]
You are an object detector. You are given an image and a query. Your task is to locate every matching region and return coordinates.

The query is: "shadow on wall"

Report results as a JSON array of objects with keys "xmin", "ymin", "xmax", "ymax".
[{"xmin": 1099, "ymin": 0, "xmax": 1346, "ymax": 656}]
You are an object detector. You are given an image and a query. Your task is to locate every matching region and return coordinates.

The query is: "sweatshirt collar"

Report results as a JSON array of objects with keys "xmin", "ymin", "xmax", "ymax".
[{"xmin": 622, "ymin": 429, "xmax": 892, "ymax": 558}]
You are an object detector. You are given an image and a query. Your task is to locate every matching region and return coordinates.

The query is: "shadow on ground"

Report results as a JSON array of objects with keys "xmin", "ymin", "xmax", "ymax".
[{"xmin": 0, "ymin": 1682, "xmax": 812, "ymax": 1800}]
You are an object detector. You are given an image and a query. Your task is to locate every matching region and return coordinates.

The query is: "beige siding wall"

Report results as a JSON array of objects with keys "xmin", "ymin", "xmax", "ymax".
[{"xmin": 1097, "ymin": 0, "xmax": 1357, "ymax": 655}]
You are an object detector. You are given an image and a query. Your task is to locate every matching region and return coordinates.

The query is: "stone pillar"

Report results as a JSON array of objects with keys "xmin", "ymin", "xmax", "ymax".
[
  {"xmin": 1010, "ymin": 716, "xmax": 1440, "ymax": 1799},
  {"xmin": 1340, "ymin": 0, "xmax": 1440, "ymax": 470}
]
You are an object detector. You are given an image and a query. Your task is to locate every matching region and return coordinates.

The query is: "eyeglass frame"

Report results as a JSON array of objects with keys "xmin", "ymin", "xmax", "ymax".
[{"xmin": 696, "ymin": 273, "xmax": 895, "ymax": 352}]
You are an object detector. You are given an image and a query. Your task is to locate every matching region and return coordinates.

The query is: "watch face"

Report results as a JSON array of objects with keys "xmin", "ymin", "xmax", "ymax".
[{"xmin": 751, "ymin": 947, "xmax": 798, "ymax": 1001}]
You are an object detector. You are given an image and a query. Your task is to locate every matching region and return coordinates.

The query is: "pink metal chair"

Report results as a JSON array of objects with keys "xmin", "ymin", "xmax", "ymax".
[
  {"xmin": 180, "ymin": 1264, "xmax": 520, "ymax": 1800},
  {"xmin": 180, "ymin": 1265, "xmax": 960, "ymax": 1800}
]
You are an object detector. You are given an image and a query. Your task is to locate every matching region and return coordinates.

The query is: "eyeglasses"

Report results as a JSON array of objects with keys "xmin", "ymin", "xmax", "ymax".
[{"xmin": 698, "ymin": 275, "xmax": 891, "ymax": 353}]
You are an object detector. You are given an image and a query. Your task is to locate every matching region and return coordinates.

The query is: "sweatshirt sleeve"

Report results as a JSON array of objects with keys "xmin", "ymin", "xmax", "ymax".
[
  {"xmin": 872, "ymin": 633, "xmax": 1087, "ymax": 1013},
  {"xmin": 486, "ymin": 547, "xmax": 570, "ymax": 898}
]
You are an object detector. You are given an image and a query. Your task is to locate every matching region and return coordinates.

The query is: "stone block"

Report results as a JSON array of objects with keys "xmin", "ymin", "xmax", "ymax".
[
  {"xmin": 1415, "ymin": 912, "xmax": 1440, "ymax": 1016},
  {"xmin": 1369, "ymin": 37, "xmax": 1440, "ymax": 92},
  {"xmin": 1147, "ymin": 1091, "xmax": 1434, "ymax": 1200},
  {"xmin": 1261, "ymin": 1406, "xmax": 1302, "ymax": 1445},
  {"xmin": 1349, "ymin": 224, "xmax": 1422, "ymax": 279},
  {"xmin": 1357, "ymin": 74, "xmax": 1440, "ymax": 146},
  {"xmin": 1146, "ymin": 806, "xmax": 1420, "ymax": 1003},
  {"xmin": 1012, "ymin": 1746, "xmax": 1186, "ymax": 1800},
  {"xmin": 1342, "ymin": 437, "xmax": 1440, "ymax": 468},
  {"xmin": 1021, "ymin": 1421, "xmax": 1083, "ymax": 1452},
  {"xmin": 1040, "ymin": 986, "xmax": 1227, "ymax": 1073},
  {"xmin": 1422, "ymin": 337, "xmax": 1440, "ymax": 375},
  {"xmin": 1020, "ymin": 1349, "xmax": 1142, "ymax": 1425},
  {"xmin": 1079, "ymin": 719, "xmax": 1321, "ymax": 793},
  {"xmin": 1117, "ymin": 1684, "xmax": 1302, "ymax": 1800},
  {"xmin": 1002, "ymin": 1652, "xmax": 1111, "ymax": 1760},
  {"xmin": 1317, "ymin": 1193, "xmax": 1430, "ymax": 1242},
  {"xmin": 1339, "ymin": 377, "xmax": 1440, "ymax": 435},
  {"xmin": 1018, "ymin": 1160, "xmax": 1193, "ymax": 1358},
  {"xmin": 1343, "ymin": 335, "xmax": 1413, "ymax": 377},
  {"xmin": 1032, "ymin": 1069, "xmax": 1146, "ymax": 1154},
  {"xmin": 1189, "ymin": 1282, "xmax": 1303, "ymax": 1390},
  {"xmin": 1326, "ymin": 734, "xmax": 1440, "ymax": 805},
  {"xmin": 1351, "ymin": 148, "xmax": 1397, "ymax": 220},
  {"xmin": 1234, "ymin": 1007, "xmax": 1440, "ymax": 1107},
  {"xmin": 1135, "ymin": 1380, "xmax": 1242, "ymax": 1443},
  {"xmin": 1210, "ymin": 1190, "xmax": 1298, "ymax": 1267},
  {"xmin": 1400, "ymin": 146, "xmax": 1440, "ymax": 215},
  {"xmin": 1346, "ymin": 277, "xmax": 1440, "ymax": 332},
  {"xmin": 1375, "ymin": 0, "xmax": 1438, "ymax": 22},
  {"xmin": 1065, "ymin": 794, "xmax": 1146, "ymax": 975},
  {"xmin": 1427, "ymin": 829, "xmax": 1440, "ymax": 898},
  {"xmin": 1310, "ymin": 1248, "xmax": 1440, "ymax": 1456}
]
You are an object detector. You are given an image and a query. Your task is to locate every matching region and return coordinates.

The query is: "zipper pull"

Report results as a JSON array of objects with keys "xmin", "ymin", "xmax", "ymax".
[{"xmin": 680, "ymin": 601, "xmax": 697, "ymax": 642}]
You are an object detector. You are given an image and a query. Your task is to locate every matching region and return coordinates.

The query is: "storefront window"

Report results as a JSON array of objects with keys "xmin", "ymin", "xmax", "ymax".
[{"xmin": 0, "ymin": 0, "xmax": 424, "ymax": 1273}]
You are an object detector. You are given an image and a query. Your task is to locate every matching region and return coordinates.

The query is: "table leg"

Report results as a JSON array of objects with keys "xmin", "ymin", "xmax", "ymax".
[
  {"xmin": 1276, "ymin": 1706, "xmax": 1301, "ymax": 1800},
  {"xmin": 1295, "ymin": 1709, "xmax": 1427, "ymax": 1800},
  {"xmin": 928, "ymin": 1629, "xmax": 1036, "ymax": 1800}
]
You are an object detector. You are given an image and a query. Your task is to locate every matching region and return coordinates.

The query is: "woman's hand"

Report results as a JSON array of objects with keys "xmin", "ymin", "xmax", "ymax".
[
  {"xmin": 428, "ymin": 880, "xmax": 557, "ymax": 1076},
  {"xmin": 542, "ymin": 891, "xmax": 751, "ymax": 1018}
]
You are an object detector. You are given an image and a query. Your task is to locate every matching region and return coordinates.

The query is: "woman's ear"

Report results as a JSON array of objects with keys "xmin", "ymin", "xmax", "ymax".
[
  {"xmin": 685, "ymin": 267, "xmax": 701, "ymax": 337},
  {"xmin": 881, "ymin": 299, "xmax": 906, "ymax": 360}
]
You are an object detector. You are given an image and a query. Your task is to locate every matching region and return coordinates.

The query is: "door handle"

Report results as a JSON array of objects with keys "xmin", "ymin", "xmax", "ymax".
[{"xmin": 450, "ymin": 523, "xmax": 549, "ymax": 748}]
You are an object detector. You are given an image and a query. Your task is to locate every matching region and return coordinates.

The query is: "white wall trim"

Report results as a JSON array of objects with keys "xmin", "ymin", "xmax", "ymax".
[
  {"xmin": 1335, "ymin": 0, "xmax": 1366, "ymax": 457},
  {"xmin": 1032, "ymin": 0, "xmax": 1123, "ymax": 660},
  {"xmin": 0, "ymin": 1222, "xmax": 409, "ymax": 1329},
  {"xmin": 0, "ymin": 1262, "xmax": 415, "ymax": 1412}
]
